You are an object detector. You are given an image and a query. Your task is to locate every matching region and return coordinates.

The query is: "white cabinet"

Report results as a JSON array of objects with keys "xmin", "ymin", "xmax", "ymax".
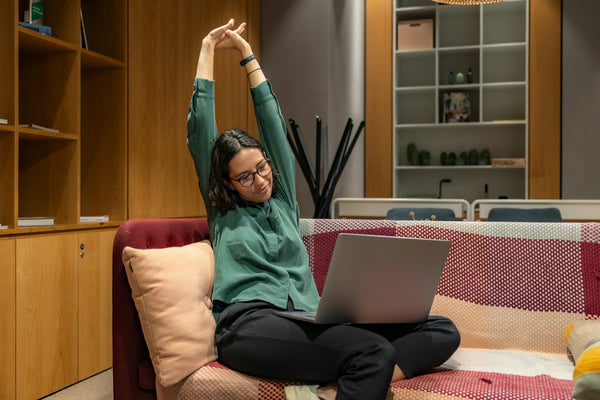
[{"xmin": 393, "ymin": 0, "xmax": 528, "ymax": 201}]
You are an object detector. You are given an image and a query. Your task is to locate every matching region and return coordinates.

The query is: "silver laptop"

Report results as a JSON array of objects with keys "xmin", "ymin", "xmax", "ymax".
[{"xmin": 275, "ymin": 233, "xmax": 451, "ymax": 324}]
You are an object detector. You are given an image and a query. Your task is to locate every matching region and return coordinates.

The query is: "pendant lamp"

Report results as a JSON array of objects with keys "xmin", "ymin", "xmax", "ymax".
[{"xmin": 433, "ymin": 0, "xmax": 508, "ymax": 4}]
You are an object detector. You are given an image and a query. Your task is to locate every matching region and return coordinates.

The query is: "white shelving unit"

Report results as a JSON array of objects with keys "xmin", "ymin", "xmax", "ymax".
[{"xmin": 393, "ymin": 0, "xmax": 528, "ymax": 201}]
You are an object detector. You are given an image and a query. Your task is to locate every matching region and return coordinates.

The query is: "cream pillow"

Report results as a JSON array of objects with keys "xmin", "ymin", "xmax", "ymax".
[{"xmin": 122, "ymin": 240, "xmax": 217, "ymax": 387}]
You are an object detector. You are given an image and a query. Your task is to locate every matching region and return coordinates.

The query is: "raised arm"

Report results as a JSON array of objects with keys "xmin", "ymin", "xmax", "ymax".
[
  {"xmin": 217, "ymin": 26, "xmax": 296, "ymax": 207},
  {"xmin": 187, "ymin": 20, "xmax": 246, "ymax": 211}
]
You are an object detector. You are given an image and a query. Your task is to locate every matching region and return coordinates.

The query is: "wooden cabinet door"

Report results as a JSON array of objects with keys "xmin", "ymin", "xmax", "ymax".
[
  {"xmin": 78, "ymin": 229, "xmax": 116, "ymax": 379},
  {"xmin": 0, "ymin": 239, "xmax": 15, "ymax": 400},
  {"xmin": 16, "ymin": 233, "xmax": 78, "ymax": 400}
]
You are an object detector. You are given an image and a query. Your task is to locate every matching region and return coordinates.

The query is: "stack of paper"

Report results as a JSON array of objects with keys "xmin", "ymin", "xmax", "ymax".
[
  {"xmin": 18, "ymin": 217, "xmax": 55, "ymax": 227},
  {"xmin": 80, "ymin": 215, "xmax": 110, "ymax": 223}
]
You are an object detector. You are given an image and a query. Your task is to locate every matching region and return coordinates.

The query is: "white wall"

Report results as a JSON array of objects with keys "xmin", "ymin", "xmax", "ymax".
[
  {"xmin": 562, "ymin": 1, "xmax": 600, "ymax": 198},
  {"xmin": 260, "ymin": 0, "xmax": 365, "ymax": 217}
]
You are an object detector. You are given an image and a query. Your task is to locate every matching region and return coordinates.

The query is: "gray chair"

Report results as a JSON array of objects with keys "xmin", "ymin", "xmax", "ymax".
[
  {"xmin": 386, "ymin": 207, "xmax": 456, "ymax": 221},
  {"xmin": 487, "ymin": 207, "xmax": 562, "ymax": 222}
]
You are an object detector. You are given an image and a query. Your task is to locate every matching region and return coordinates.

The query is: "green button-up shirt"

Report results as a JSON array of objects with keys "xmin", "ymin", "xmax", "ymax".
[{"xmin": 187, "ymin": 78, "xmax": 319, "ymax": 321}]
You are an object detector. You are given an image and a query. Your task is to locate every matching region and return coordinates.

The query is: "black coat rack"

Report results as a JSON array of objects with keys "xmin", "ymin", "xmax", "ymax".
[{"xmin": 286, "ymin": 116, "xmax": 365, "ymax": 218}]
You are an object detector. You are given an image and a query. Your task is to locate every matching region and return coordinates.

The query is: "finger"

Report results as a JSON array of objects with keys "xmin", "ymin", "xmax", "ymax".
[
  {"xmin": 209, "ymin": 18, "xmax": 235, "ymax": 39},
  {"xmin": 224, "ymin": 18, "xmax": 235, "ymax": 29},
  {"xmin": 234, "ymin": 22, "xmax": 246, "ymax": 35},
  {"xmin": 224, "ymin": 30, "xmax": 245, "ymax": 45}
]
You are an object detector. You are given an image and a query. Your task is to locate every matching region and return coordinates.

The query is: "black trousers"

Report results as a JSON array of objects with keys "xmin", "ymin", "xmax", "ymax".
[{"xmin": 215, "ymin": 300, "xmax": 461, "ymax": 400}]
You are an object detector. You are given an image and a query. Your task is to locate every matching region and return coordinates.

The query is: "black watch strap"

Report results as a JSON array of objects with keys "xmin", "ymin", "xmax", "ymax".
[{"xmin": 240, "ymin": 54, "xmax": 256, "ymax": 66}]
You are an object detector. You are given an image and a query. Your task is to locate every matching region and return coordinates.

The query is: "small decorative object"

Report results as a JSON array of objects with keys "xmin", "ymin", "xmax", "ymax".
[
  {"xmin": 467, "ymin": 68, "xmax": 473, "ymax": 84},
  {"xmin": 479, "ymin": 149, "xmax": 490, "ymax": 165},
  {"xmin": 409, "ymin": 211, "xmax": 437, "ymax": 221},
  {"xmin": 468, "ymin": 149, "xmax": 479, "ymax": 165},
  {"xmin": 456, "ymin": 152, "xmax": 468, "ymax": 165},
  {"xmin": 448, "ymin": 71, "xmax": 454, "ymax": 85},
  {"xmin": 455, "ymin": 71, "xmax": 465, "ymax": 84},
  {"xmin": 440, "ymin": 151, "xmax": 448, "ymax": 165},
  {"xmin": 491, "ymin": 158, "xmax": 526, "ymax": 167},
  {"xmin": 407, "ymin": 143, "xmax": 419, "ymax": 165},
  {"xmin": 447, "ymin": 152, "xmax": 457, "ymax": 165},
  {"xmin": 443, "ymin": 92, "xmax": 471, "ymax": 123},
  {"xmin": 418, "ymin": 150, "xmax": 431, "ymax": 166}
]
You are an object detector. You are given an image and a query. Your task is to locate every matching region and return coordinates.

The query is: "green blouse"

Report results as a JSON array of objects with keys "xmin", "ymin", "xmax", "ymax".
[{"xmin": 187, "ymin": 78, "xmax": 319, "ymax": 320}]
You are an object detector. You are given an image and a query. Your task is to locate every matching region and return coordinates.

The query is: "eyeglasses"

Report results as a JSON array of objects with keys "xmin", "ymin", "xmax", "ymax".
[{"xmin": 230, "ymin": 160, "xmax": 272, "ymax": 187}]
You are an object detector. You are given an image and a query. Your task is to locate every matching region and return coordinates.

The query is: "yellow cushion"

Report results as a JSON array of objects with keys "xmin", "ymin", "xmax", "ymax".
[
  {"xmin": 122, "ymin": 241, "xmax": 217, "ymax": 387},
  {"xmin": 565, "ymin": 320, "xmax": 600, "ymax": 400}
]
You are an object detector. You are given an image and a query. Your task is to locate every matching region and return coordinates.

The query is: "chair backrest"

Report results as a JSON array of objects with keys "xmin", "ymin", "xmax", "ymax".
[
  {"xmin": 472, "ymin": 199, "xmax": 600, "ymax": 222},
  {"xmin": 386, "ymin": 207, "xmax": 456, "ymax": 221},
  {"xmin": 487, "ymin": 207, "xmax": 563, "ymax": 222},
  {"xmin": 330, "ymin": 197, "xmax": 469, "ymax": 220}
]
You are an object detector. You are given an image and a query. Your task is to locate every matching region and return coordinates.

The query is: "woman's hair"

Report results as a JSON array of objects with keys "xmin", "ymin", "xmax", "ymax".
[{"xmin": 209, "ymin": 128, "xmax": 279, "ymax": 213}]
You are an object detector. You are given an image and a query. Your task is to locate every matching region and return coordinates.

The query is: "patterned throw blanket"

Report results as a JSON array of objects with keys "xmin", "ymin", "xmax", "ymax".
[{"xmin": 161, "ymin": 219, "xmax": 600, "ymax": 400}]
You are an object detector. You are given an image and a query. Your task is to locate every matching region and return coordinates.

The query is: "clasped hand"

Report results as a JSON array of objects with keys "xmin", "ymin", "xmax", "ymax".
[{"xmin": 204, "ymin": 19, "xmax": 252, "ymax": 57}]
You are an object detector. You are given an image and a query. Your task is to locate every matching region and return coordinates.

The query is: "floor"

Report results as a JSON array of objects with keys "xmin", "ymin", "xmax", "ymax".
[{"xmin": 42, "ymin": 369, "xmax": 113, "ymax": 400}]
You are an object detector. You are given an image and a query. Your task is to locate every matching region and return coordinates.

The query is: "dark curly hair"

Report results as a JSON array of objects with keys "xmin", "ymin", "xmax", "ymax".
[{"xmin": 209, "ymin": 129, "xmax": 279, "ymax": 214}]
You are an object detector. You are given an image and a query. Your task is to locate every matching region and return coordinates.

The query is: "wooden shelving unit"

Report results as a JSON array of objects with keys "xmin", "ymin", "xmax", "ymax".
[
  {"xmin": 0, "ymin": 1, "xmax": 126, "ymax": 398},
  {"xmin": 0, "ymin": 0, "xmax": 127, "ymax": 232}
]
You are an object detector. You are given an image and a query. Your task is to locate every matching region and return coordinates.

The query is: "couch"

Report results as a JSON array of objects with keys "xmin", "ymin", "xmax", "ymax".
[{"xmin": 113, "ymin": 218, "xmax": 600, "ymax": 399}]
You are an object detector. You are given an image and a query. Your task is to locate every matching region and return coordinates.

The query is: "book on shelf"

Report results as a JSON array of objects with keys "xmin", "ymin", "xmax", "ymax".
[
  {"xmin": 23, "ymin": 0, "xmax": 44, "ymax": 24},
  {"xmin": 30, "ymin": 0, "xmax": 44, "ymax": 24},
  {"xmin": 19, "ymin": 123, "xmax": 59, "ymax": 133},
  {"xmin": 0, "ymin": 224, "xmax": 8, "ymax": 230},
  {"xmin": 80, "ymin": 215, "xmax": 110, "ymax": 223},
  {"xmin": 18, "ymin": 21, "xmax": 51, "ymax": 37},
  {"xmin": 0, "ymin": 118, "xmax": 7, "ymax": 125},
  {"xmin": 18, "ymin": 216, "xmax": 55, "ymax": 227},
  {"xmin": 491, "ymin": 158, "xmax": 526, "ymax": 167}
]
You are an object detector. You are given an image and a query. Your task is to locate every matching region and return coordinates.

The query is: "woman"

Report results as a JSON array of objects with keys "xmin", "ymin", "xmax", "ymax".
[{"xmin": 187, "ymin": 19, "xmax": 460, "ymax": 400}]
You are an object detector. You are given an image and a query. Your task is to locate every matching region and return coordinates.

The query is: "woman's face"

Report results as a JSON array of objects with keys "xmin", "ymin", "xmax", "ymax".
[{"xmin": 228, "ymin": 148, "xmax": 273, "ymax": 203}]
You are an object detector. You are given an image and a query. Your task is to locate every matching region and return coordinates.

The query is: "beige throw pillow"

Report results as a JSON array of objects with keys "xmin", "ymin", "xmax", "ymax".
[{"xmin": 122, "ymin": 241, "xmax": 217, "ymax": 387}]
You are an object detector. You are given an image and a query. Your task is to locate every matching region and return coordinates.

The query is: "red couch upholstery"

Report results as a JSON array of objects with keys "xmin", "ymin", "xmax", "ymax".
[{"xmin": 112, "ymin": 218, "xmax": 210, "ymax": 400}]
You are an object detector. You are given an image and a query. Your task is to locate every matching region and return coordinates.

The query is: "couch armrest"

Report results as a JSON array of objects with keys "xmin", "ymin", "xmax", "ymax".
[{"xmin": 112, "ymin": 218, "xmax": 210, "ymax": 400}]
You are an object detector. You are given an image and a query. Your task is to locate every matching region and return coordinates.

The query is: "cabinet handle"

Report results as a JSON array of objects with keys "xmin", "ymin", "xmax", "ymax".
[
  {"xmin": 80, "ymin": 243, "xmax": 85, "ymax": 250},
  {"xmin": 80, "ymin": 252, "xmax": 85, "ymax": 258}
]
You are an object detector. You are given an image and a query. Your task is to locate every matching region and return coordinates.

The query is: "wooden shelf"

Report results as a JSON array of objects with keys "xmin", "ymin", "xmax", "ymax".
[
  {"xmin": 81, "ymin": 49, "xmax": 125, "ymax": 69},
  {"xmin": 18, "ymin": 27, "xmax": 78, "ymax": 54},
  {"xmin": 0, "ymin": 221, "xmax": 122, "ymax": 237},
  {"xmin": 0, "ymin": 0, "xmax": 128, "ymax": 231},
  {"xmin": 18, "ymin": 128, "xmax": 78, "ymax": 141}
]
